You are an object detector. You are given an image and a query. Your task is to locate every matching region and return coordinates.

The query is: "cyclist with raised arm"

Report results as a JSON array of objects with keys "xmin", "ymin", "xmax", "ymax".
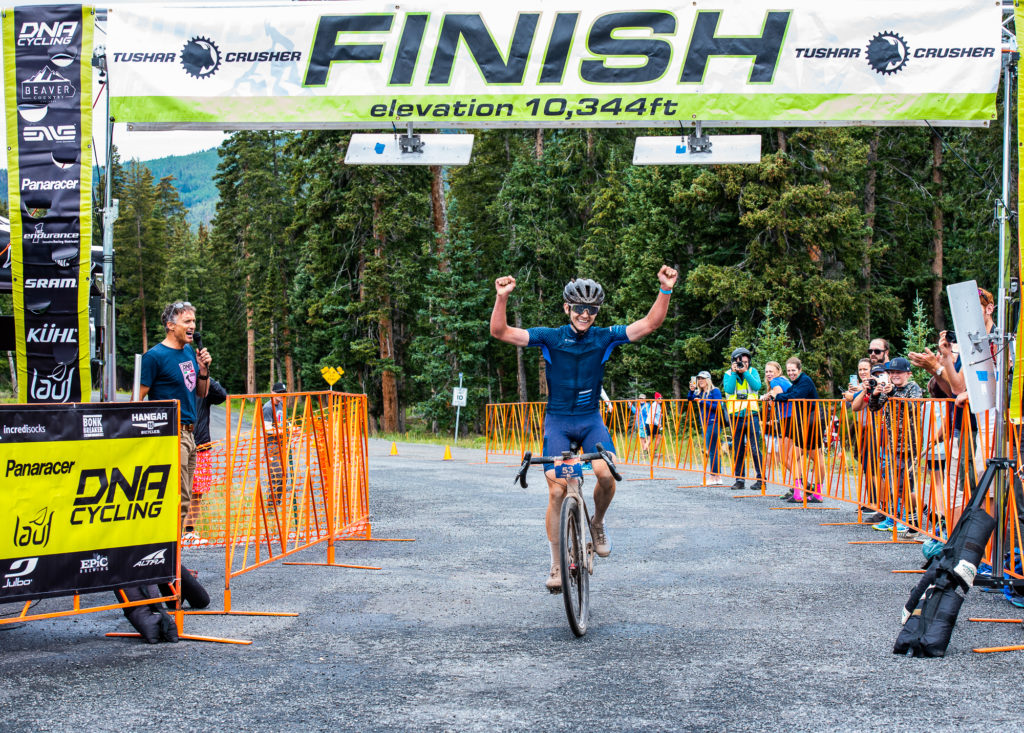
[{"xmin": 490, "ymin": 266, "xmax": 679, "ymax": 591}]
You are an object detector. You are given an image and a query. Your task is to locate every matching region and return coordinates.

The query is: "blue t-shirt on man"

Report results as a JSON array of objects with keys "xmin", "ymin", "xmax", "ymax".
[
  {"xmin": 527, "ymin": 324, "xmax": 630, "ymax": 415},
  {"xmin": 140, "ymin": 343, "xmax": 200, "ymax": 425}
]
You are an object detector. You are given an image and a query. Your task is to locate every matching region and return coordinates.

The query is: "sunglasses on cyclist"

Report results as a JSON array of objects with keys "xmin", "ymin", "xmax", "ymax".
[
  {"xmin": 570, "ymin": 304, "xmax": 600, "ymax": 316},
  {"xmin": 868, "ymin": 348, "xmax": 886, "ymax": 355}
]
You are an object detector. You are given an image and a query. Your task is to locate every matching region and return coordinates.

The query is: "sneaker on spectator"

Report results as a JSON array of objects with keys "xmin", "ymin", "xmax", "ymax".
[
  {"xmin": 872, "ymin": 518, "xmax": 894, "ymax": 531},
  {"xmin": 1004, "ymin": 585, "xmax": 1024, "ymax": 608},
  {"xmin": 591, "ymin": 518, "xmax": 611, "ymax": 557},
  {"xmin": 900, "ymin": 527, "xmax": 920, "ymax": 541},
  {"xmin": 730, "ymin": 479, "xmax": 745, "ymax": 491},
  {"xmin": 181, "ymin": 531, "xmax": 208, "ymax": 547},
  {"xmin": 752, "ymin": 479, "xmax": 766, "ymax": 492},
  {"xmin": 865, "ymin": 512, "xmax": 886, "ymax": 524},
  {"xmin": 545, "ymin": 563, "xmax": 561, "ymax": 592},
  {"xmin": 780, "ymin": 490, "xmax": 794, "ymax": 502},
  {"xmin": 807, "ymin": 494, "xmax": 823, "ymax": 504},
  {"xmin": 895, "ymin": 522, "xmax": 909, "ymax": 533}
]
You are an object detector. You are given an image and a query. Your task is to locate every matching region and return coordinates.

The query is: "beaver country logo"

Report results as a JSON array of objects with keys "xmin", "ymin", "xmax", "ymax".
[
  {"xmin": 867, "ymin": 31, "xmax": 909, "ymax": 76},
  {"xmin": 181, "ymin": 36, "xmax": 221, "ymax": 79}
]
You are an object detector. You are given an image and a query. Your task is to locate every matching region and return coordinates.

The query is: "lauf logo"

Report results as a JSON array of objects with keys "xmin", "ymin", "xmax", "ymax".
[{"xmin": 3, "ymin": 557, "xmax": 38, "ymax": 589}]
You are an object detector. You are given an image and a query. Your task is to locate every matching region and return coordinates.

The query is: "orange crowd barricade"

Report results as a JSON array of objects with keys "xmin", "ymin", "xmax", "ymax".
[
  {"xmin": 183, "ymin": 390, "xmax": 379, "ymax": 618},
  {"xmin": 485, "ymin": 395, "xmax": 1022, "ymax": 577}
]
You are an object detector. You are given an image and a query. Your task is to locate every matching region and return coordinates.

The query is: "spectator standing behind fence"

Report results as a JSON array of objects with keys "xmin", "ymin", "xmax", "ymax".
[
  {"xmin": 723, "ymin": 347, "xmax": 765, "ymax": 492},
  {"xmin": 842, "ymin": 358, "xmax": 878, "ymax": 516},
  {"xmin": 688, "ymin": 371, "xmax": 724, "ymax": 484},
  {"xmin": 761, "ymin": 361, "xmax": 793, "ymax": 496},
  {"xmin": 648, "ymin": 392, "xmax": 664, "ymax": 455},
  {"xmin": 139, "ymin": 301, "xmax": 212, "ymax": 535},
  {"xmin": 868, "ymin": 337, "xmax": 890, "ymax": 368},
  {"xmin": 769, "ymin": 357, "xmax": 824, "ymax": 503},
  {"xmin": 869, "ymin": 357, "xmax": 922, "ymax": 533},
  {"xmin": 183, "ymin": 377, "xmax": 228, "ymax": 547},
  {"xmin": 631, "ymin": 394, "xmax": 651, "ymax": 451},
  {"xmin": 263, "ymin": 382, "xmax": 288, "ymax": 508}
]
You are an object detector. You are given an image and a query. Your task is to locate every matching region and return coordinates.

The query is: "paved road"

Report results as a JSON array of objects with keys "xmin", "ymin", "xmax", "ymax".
[{"xmin": 2, "ymin": 439, "xmax": 1023, "ymax": 731}]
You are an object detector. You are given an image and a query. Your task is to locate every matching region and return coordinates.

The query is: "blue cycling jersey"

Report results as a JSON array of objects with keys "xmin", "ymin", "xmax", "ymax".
[{"xmin": 527, "ymin": 323, "xmax": 631, "ymax": 415}]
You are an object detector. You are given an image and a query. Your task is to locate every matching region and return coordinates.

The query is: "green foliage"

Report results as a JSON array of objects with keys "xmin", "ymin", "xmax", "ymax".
[
  {"xmin": 902, "ymin": 293, "xmax": 933, "ymax": 387},
  {"xmin": 748, "ymin": 303, "xmax": 798, "ymax": 374}
]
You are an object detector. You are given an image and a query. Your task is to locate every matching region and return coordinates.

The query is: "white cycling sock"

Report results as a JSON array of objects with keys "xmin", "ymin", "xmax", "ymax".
[{"xmin": 550, "ymin": 542, "xmax": 559, "ymax": 565}]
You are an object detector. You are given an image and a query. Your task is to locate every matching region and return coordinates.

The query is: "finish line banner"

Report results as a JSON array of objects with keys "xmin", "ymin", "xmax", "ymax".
[
  {"xmin": 3, "ymin": 4, "xmax": 93, "ymax": 402},
  {"xmin": 0, "ymin": 401, "xmax": 179, "ymax": 603},
  {"xmin": 107, "ymin": 0, "xmax": 1001, "ymax": 128}
]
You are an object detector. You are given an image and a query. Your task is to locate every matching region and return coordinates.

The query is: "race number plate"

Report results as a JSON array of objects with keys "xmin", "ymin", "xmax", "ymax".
[{"xmin": 555, "ymin": 462, "xmax": 583, "ymax": 479}]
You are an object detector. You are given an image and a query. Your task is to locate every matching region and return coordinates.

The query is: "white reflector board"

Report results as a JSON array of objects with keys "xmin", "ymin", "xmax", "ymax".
[
  {"xmin": 947, "ymin": 279, "xmax": 996, "ymax": 414},
  {"xmin": 345, "ymin": 134, "xmax": 474, "ymax": 165},
  {"xmin": 632, "ymin": 135, "xmax": 762, "ymax": 165}
]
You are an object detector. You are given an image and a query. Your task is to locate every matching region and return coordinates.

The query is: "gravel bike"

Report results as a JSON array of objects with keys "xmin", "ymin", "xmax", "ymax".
[{"xmin": 515, "ymin": 442, "xmax": 622, "ymax": 637}]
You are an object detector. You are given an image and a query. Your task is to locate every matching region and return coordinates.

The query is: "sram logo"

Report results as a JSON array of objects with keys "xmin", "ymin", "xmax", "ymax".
[
  {"xmin": 22, "ymin": 124, "xmax": 76, "ymax": 143},
  {"xmin": 25, "ymin": 277, "xmax": 76, "ymax": 288},
  {"xmin": 70, "ymin": 465, "xmax": 171, "ymax": 525}
]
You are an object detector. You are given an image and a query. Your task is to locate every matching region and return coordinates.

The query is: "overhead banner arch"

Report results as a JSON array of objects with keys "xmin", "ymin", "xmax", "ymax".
[{"xmin": 107, "ymin": 0, "xmax": 1002, "ymax": 129}]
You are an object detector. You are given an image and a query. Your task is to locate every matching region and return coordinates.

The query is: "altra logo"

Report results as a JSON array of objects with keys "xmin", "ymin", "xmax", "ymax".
[
  {"xmin": 18, "ymin": 21, "xmax": 77, "ymax": 47},
  {"xmin": 3, "ymin": 557, "xmax": 38, "ymax": 589},
  {"xmin": 134, "ymin": 549, "xmax": 167, "ymax": 568}
]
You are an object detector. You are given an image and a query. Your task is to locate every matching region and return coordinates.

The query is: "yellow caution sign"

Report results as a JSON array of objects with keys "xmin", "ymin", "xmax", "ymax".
[{"xmin": 320, "ymin": 366, "xmax": 343, "ymax": 386}]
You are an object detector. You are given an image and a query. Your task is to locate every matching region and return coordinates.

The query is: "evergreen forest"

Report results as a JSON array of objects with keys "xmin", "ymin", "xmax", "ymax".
[{"xmin": 3, "ymin": 113, "xmax": 1013, "ymax": 435}]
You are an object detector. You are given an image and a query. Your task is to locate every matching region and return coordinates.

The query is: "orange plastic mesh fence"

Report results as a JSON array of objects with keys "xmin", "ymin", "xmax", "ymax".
[
  {"xmin": 185, "ymin": 391, "xmax": 370, "ymax": 580},
  {"xmin": 486, "ymin": 398, "xmax": 1022, "ymax": 574}
]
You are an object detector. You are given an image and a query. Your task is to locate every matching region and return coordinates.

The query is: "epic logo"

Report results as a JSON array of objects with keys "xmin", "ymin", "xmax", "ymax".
[
  {"xmin": 2, "ymin": 557, "xmax": 38, "ymax": 589},
  {"xmin": 70, "ymin": 465, "xmax": 171, "ymax": 525},
  {"xmin": 13, "ymin": 508, "xmax": 53, "ymax": 548}
]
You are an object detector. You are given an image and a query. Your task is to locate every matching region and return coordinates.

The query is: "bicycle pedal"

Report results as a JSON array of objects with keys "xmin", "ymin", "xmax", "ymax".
[{"xmin": 548, "ymin": 586, "xmax": 563, "ymax": 595}]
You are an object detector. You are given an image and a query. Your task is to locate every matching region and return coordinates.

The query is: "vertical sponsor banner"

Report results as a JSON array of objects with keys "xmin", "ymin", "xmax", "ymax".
[
  {"xmin": 1013, "ymin": 4, "xmax": 1024, "ymax": 422},
  {"xmin": 0, "ymin": 401, "xmax": 179, "ymax": 603},
  {"xmin": 4, "ymin": 5, "xmax": 93, "ymax": 403}
]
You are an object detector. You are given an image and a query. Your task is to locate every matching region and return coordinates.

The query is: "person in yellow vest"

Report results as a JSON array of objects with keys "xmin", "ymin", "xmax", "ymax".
[{"xmin": 722, "ymin": 347, "xmax": 765, "ymax": 491}]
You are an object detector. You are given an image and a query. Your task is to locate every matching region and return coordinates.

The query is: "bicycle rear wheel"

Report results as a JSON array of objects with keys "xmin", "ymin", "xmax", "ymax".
[{"xmin": 559, "ymin": 494, "xmax": 589, "ymax": 637}]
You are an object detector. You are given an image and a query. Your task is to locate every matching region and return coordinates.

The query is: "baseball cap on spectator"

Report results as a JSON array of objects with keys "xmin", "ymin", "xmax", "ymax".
[
  {"xmin": 698, "ymin": 371, "xmax": 712, "ymax": 379},
  {"xmin": 272, "ymin": 382, "xmax": 287, "ymax": 393},
  {"xmin": 870, "ymin": 364, "xmax": 886, "ymax": 376},
  {"xmin": 885, "ymin": 357, "xmax": 912, "ymax": 373},
  {"xmin": 638, "ymin": 393, "xmax": 647, "ymax": 400},
  {"xmin": 654, "ymin": 392, "xmax": 662, "ymax": 400}
]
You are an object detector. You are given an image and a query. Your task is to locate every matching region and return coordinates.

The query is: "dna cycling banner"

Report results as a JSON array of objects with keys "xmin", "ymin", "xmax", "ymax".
[
  {"xmin": 106, "ymin": 0, "xmax": 1001, "ymax": 128},
  {"xmin": 0, "ymin": 401, "xmax": 179, "ymax": 603},
  {"xmin": 3, "ymin": 4, "xmax": 93, "ymax": 403}
]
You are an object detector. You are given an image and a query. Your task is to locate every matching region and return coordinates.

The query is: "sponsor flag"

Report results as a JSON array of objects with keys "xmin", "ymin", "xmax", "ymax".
[
  {"xmin": 4, "ymin": 4, "xmax": 93, "ymax": 402},
  {"xmin": 109, "ymin": 0, "xmax": 1000, "ymax": 127},
  {"xmin": 1013, "ymin": 3, "xmax": 1024, "ymax": 422},
  {"xmin": 0, "ymin": 401, "xmax": 179, "ymax": 603}
]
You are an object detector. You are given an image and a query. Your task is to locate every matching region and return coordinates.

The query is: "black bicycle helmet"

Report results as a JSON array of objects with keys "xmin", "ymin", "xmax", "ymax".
[
  {"xmin": 562, "ymin": 278, "xmax": 605, "ymax": 306},
  {"xmin": 731, "ymin": 347, "xmax": 752, "ymax": 361}
]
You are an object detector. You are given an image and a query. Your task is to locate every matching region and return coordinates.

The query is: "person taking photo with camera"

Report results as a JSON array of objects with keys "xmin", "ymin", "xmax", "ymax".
[{"xmin": 723, "ymin": 347, "xmax": 765, "ymax": 492}]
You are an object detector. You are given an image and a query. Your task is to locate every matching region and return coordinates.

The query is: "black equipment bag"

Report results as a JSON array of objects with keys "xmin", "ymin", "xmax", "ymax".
[{"xmin": 893, "ymin": 462, "xmax": 999, "ymax": 658}]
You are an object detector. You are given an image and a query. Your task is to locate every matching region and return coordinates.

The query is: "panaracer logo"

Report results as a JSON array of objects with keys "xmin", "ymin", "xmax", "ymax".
[
  {"xmin": 18, "ymin": 21, "xmax": 77, "ymax": 47},
  {"xmin": 2, "ymin": 557, "xmax": 38, "ymax": 589},
  {"xmin": 134, "ymin": 549, "xmax": 167, "ymax": 568},
  {"xmin": 79, "ymin": 553, "xmax": 109, "ymax": 573},
  {"xmin": 21, "ymin": 178, "xmax": 78, "ymax": 192},
  {"xmin": 26, "ymin": 324, "xmax": 77, "ymax": 344},
  {"xmin": 13, "ymin": 507, "xmax": 53, "ymax": 549},
  {"xmin": 132, "ymin": 411, "xmax": 169, "ymax": 432},
  {"xmin": 20, "ymin": 65, "xmax": 76, "ymax": 102},
  {"xmin": 181, "ymin": 36, "xmax": 221, "ymax": 78},
  {"xmin": 867, "ymin": 32, "xmax": 909, "ymax": 76},
  {"xmin": 6, "ymin": 458, "xmax": 74, "ymax": 477},
  {"xmin": 70, "ymin": 464, "xmax": 171, "ymax": 525},
  {"xmin": 82, "ymin": 414, "xmax": 103, "ymax": 438},
  {"xmin": 23, "ymin": 124, "xmax": 76, "ymax": 143}
]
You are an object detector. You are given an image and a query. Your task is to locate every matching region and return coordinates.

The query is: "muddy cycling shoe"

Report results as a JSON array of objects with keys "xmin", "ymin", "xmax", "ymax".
[
  {"xmin": 591, "ymin": 519, "xmax": 611, "ymax": 557},
  {"xmin": 545, "ymin": 563, "xmax": 562, "ymax": 593}
]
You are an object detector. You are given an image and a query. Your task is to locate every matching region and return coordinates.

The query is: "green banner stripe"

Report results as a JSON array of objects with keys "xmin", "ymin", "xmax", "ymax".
[
  {"xmin": 112, "ymin": 92, "xmax": 997, "ymax": 124},
  {"xmin": 1013, "ymin": 2, "xmax": 1024, "ymax": 421},
  {"xmin": 3, "ymin": 10, "xmax": 25, "ymax": 401},
  {"xmin": 77, "ymin": 7, "xmax": 94, "ymax": 398}
]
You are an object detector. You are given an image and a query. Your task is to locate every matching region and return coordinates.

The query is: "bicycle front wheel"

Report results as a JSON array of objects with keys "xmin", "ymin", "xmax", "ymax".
[{"xmin": 559, "ymin": 494, "xmax": 589, "ymax": 637}]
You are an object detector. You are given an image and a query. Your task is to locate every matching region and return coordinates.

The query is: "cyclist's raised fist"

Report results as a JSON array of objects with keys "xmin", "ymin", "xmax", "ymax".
[
  {"xmin": 495, "ymin": 276, "xmax": 517, "ymax": 296},
  {"xmin": 658, "ymin": 265, "xmax": 678, "ymax": 290}
]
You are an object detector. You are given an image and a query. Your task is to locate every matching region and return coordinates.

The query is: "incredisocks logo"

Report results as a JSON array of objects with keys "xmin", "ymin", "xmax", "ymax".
[
  {"xmin": 867, "ymin": 32, "xmax": 909, "ymax": 76},
  {"xmin": 181, "ymin": 36, "xmax": 221, "ymax": 79}
]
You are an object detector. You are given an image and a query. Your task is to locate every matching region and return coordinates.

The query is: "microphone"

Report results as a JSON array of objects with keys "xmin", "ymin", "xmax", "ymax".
[{"xmin": 193, "ymin": 331, "xmax": 204, "ymax": 354}]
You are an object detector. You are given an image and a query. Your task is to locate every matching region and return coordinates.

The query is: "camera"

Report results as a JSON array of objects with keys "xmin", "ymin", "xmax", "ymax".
[
  {"xmin": 946, "ymin": 331, "xmax": 957, "ymax": 344},
  {"xmin": 866, "ymin": 378, "xmax": 877, "ymax": 390},
  {"xmin": 736, "ymin": 392, "xmax": 748, "ymax": 400}
]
